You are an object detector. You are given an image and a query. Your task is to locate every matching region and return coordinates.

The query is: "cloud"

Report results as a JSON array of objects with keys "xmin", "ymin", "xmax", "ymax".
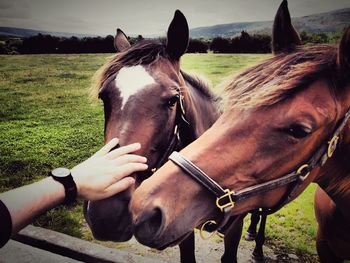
[
  {"xmin": 0, "ymin": 0, "xmax": 16, "ymax": 9},
  {"xmin": 0, "ymin": 0, "xmax": 30, "ymax": 19}
]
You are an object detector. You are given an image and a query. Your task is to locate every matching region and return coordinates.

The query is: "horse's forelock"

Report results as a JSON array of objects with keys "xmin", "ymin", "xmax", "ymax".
[{"xmin": 91, "ymin": 40, "xmax": 168, "ymax": 99}]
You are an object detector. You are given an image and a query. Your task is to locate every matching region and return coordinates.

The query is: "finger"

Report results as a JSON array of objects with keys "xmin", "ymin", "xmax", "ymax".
[
  {"xmin": 101, "ymin": 177, "xmax": 136, "ymax": 199},
  {"xmin": 114, "ymin": 163, "xmax": 148, "ymax": 179},
  {"xmin": 106, "ymin": 143, "xmax": 141, "ymax": 159},
  {"xmin": 94, "ymin": 138, "xmax": 119, "ymax": 157},
  {"xmin": 113, "ymin": 154, "xmax": 147, "ymax": 166}
]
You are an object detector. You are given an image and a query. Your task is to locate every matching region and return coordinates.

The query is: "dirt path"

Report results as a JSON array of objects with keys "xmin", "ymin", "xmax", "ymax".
[{"xmin": 102, "ymin": 231, "xmax": 319, "ymax": 262}]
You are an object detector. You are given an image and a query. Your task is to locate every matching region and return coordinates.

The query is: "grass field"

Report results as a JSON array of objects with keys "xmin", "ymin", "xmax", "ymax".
[{"xmin": 0, "ymin": 53, "xmax": 318, "ymax": 260}]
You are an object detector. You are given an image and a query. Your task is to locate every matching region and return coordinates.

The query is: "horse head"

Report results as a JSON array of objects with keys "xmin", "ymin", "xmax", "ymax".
[
  {"xmin": 84, "ymin": 10, "xmax": 220, "ymax": 242},
  {"xmin": 130, "ymin": 0, "xmax": 350, "ymax": 249},
  {"xmin": 83, "ymin": 10, "xmax": 190, "ymax": 241}
]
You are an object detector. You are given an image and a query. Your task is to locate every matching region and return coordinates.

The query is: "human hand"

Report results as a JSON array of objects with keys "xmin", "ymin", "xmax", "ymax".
[{"xmin": 71, "ymin": 138, "xmax": 147, "ymax": 201}]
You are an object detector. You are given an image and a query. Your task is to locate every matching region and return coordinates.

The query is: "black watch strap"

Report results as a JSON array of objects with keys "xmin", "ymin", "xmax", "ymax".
[
  {"xmin": 50, "ymin": 168, "xmax": 77, "ymax": 205},
  {"xmin": 62, "ymin": 180, "xmax": 77, "ymax": 205}
]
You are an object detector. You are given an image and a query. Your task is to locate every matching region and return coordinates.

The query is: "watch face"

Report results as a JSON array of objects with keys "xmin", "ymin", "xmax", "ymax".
[{"xmin": 52, "ymin": 167, "xmax": 71, "ymax": 177}]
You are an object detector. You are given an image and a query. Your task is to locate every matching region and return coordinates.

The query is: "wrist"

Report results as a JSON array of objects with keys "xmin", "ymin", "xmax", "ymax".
[
  {"xmin": 70, "ymin": 166, "xmax": 82, "ymax": 199},
  {"xmin": 49, "ymin": 168, "xmax": 77, "ymax": 205},
  {"xmin": 45, "ymin": 177, "xmax": 66, "ymax": 203}
]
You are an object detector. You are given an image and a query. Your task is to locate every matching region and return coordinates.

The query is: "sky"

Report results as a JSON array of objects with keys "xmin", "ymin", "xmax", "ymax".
[{"xmin": 0, "ymin": 0, "xmax": 349, "ymax": 36}]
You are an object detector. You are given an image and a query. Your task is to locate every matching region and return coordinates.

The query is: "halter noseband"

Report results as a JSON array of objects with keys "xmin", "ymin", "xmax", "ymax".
[{"xmin": 169, "ymin": 107, "xmax": 350, "ymax": 237}]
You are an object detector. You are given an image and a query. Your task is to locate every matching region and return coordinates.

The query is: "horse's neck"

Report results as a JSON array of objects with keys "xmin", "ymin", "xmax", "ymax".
[
  {"xmin": 181, "ymin": 81, "xmax": 220, "ymax": 143},
  {"xmin": 314, "ymin": 144, "xmax": 350, "ymax": 220}
]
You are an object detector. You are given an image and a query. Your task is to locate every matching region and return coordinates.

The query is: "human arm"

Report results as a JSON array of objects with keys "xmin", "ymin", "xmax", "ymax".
[{"xmin": 0, "ymin": 138, "xmax": 147, "ymax": 246}]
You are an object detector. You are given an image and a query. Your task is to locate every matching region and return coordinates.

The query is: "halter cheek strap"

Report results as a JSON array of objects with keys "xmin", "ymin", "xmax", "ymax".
[
  {"xmin": 169, "ymin": 107, "xmax": 350, "ymax": 237},
  {"xmin": 151, "ymin": 88, "xmax": 190, "ymax": 173},
  {"xmin": 150, "ymin": 71, "xmax": 192, "ymax": 172}
]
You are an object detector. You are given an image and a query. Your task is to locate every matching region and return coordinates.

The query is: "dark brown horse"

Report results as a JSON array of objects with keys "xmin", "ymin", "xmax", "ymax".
[
  {"xmin": 83, "ymin": 10, "xmax": 221, "ymax": 263},
  {"xmin": 130, "ymin": 1, "xmax": 350, "ymax": 262}
]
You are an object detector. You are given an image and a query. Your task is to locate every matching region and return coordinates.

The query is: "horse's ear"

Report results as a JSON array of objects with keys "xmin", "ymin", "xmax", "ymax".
[
  {"xmin": 166, "ymin": 10, "xmax": 189, "ymax": 61},
  {"xmin": 272, "ymin": 0, "xmax": 302, "ymax": 54},
  {"xmin": 337, "ymin": 27, "xmax": 350, "ymax": 71},
  {"xmin": 114, "ymin": 28, "xmax": 131, "ymax": 52}
]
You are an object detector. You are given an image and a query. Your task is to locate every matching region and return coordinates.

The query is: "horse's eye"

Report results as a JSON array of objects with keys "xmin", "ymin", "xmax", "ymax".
[
  {"xmin": 285, "ymin": 124, "xmax": 312, "ymax": 139},
  {"xmin": 166, "ymin": 95, "xmax": 179, "ymax": 108}
]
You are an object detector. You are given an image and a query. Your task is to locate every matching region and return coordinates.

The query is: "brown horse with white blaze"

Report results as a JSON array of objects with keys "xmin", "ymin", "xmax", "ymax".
[
  {"xmin": 130, "ymin": 2, "xmax": 350, "ymax": 262},
  {"xmin": 83, "ymin": 10, "xmax": 221, "ymax": 263}
]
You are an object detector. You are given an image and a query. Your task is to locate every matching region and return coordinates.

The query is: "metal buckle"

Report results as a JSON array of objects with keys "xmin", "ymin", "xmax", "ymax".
[
  {"xmin": 173, "ymin": 125, "xmax": 179, "ymax": 135},
  {"xmin": 327, "ymin": 135, "xmax": 339, "ymax": 158},
  {"xmin": 179, "ymin": 95, "xmax": 190, "ymax": 125},
  {"xmin": 199, "ymin": 220, "xmax": 224, "ymax": 240},
  {"xmin": 297, "ymin": 164, "xmax": 310, "ymax": 181},
  {"xmin": 216, "ymin": 189, "xmax": 235, "ymax": 211},
  {"xmin": 179, "ymin": 95, "xmax": 186, "ymax": 115}
]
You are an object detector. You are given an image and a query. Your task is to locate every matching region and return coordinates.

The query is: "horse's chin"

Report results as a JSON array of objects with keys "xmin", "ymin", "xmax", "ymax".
[
  {"xmin": 83, "ymin": 197, "xmax": 133, "ymax": 242},
  {"xmin": 158, "ymin": 231, "xmax": 193, "ymax": 250},
  {"xmin": 135, "ymin": 230, "xmax": 192, "ymax": 250}
]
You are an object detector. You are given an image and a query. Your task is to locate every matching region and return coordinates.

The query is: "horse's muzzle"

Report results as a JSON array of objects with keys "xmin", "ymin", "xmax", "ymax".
[
  {"xmin": 83, "ymin": 193, "xmax": 133, "ymax": 242},
  {"xmin": 133, "ymin": 206, "xmax": 165, "ymax": 246}
]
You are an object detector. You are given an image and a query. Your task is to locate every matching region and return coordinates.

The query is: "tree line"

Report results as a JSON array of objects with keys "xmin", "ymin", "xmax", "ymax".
[{"xmin": 0, "ymin": 31, "xmax": 342, "ymax": 55}]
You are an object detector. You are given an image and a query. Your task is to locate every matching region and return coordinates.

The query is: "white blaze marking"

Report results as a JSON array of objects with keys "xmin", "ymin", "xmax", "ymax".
[{"xmin": 115, "ymin": 65, "xmax": 155, "ymax": 109}]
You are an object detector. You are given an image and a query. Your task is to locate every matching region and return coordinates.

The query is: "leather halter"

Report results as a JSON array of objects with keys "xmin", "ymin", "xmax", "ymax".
[
  {"xmin": 169, "ymin": 107, "xmax": 350, "ymax": 236},
  {"xmin": 150, "ymin": 89, "xmax": 189, "ymax": 173}
]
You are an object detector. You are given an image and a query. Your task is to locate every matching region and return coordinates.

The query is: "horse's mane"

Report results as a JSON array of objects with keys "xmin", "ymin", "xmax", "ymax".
[
  {"xmin": 223, "ymin": 45, "xmax": 343, "ymax": 111},
  {"xmin": 181, "ymin": 70, "xmax": 219, "ymax": 101},
  {"xmin": 318, "ymin": 146, "xmax": 350, "ymax": 199},
  {"xmin": 92, "ymin": 40, "xmax": 217, "ymax": 102}
]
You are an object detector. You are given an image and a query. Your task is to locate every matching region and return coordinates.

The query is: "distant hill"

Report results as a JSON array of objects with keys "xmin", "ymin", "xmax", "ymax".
[
  {"xmin": 1, "ymin": 7, "xmax": 349, "ymax": 40},
  {"xmin": 0, "ymin": 27, "xmax": 97, "ymax": 38},
  {"xmin": 190, "ymin": 8, "xmax": 350, "ymax": 39}
]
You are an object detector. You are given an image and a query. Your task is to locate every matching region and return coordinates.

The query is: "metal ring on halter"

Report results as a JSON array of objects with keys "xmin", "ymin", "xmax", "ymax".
[
  {"xmin": 297, "ymin": 164, "xmax": 310, "ymax": 181},
  {"xmin": 327, "ymin": 135, "xmax": 339, "ymax": 158},
  {"xmin": 216, "ymin": 231, "xmax": 225, "ymax": 238},
  {"xmin": 199, "ymin": 220, "xmax": 218, "ymax": 240}
]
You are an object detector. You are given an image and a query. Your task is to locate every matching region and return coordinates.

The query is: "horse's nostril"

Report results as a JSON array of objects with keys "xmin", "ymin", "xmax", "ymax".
[{"xmin": 134, "ymin": 207, "xmax": 164, "ymax": 243}]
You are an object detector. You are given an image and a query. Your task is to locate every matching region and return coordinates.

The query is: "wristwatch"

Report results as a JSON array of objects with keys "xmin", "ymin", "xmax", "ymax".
[{"xmin": 49, "ymin": 168, "xmax": 77, "ymax": 205}]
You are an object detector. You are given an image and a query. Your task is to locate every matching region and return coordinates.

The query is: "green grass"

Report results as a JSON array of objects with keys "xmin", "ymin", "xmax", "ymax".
[
  {"xmin": 260, "ymin": 185, "xmax": 317, "ymax": 255},
  {"xmin": 0, "ymin": 53, "xmax": 317, "ymax": 259},
  {"xmin": 0, "ymin": 54, "xmax": 109, "ymax": 236},
  {"xmin": 181, "ymin": 53, "xmax": 269, "ymax": 86}
]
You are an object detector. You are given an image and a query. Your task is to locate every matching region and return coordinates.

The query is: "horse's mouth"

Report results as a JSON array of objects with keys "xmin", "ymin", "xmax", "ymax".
[{"xmin": 83, "ymin": 196, "xmax": 134, "ymax": 242}]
